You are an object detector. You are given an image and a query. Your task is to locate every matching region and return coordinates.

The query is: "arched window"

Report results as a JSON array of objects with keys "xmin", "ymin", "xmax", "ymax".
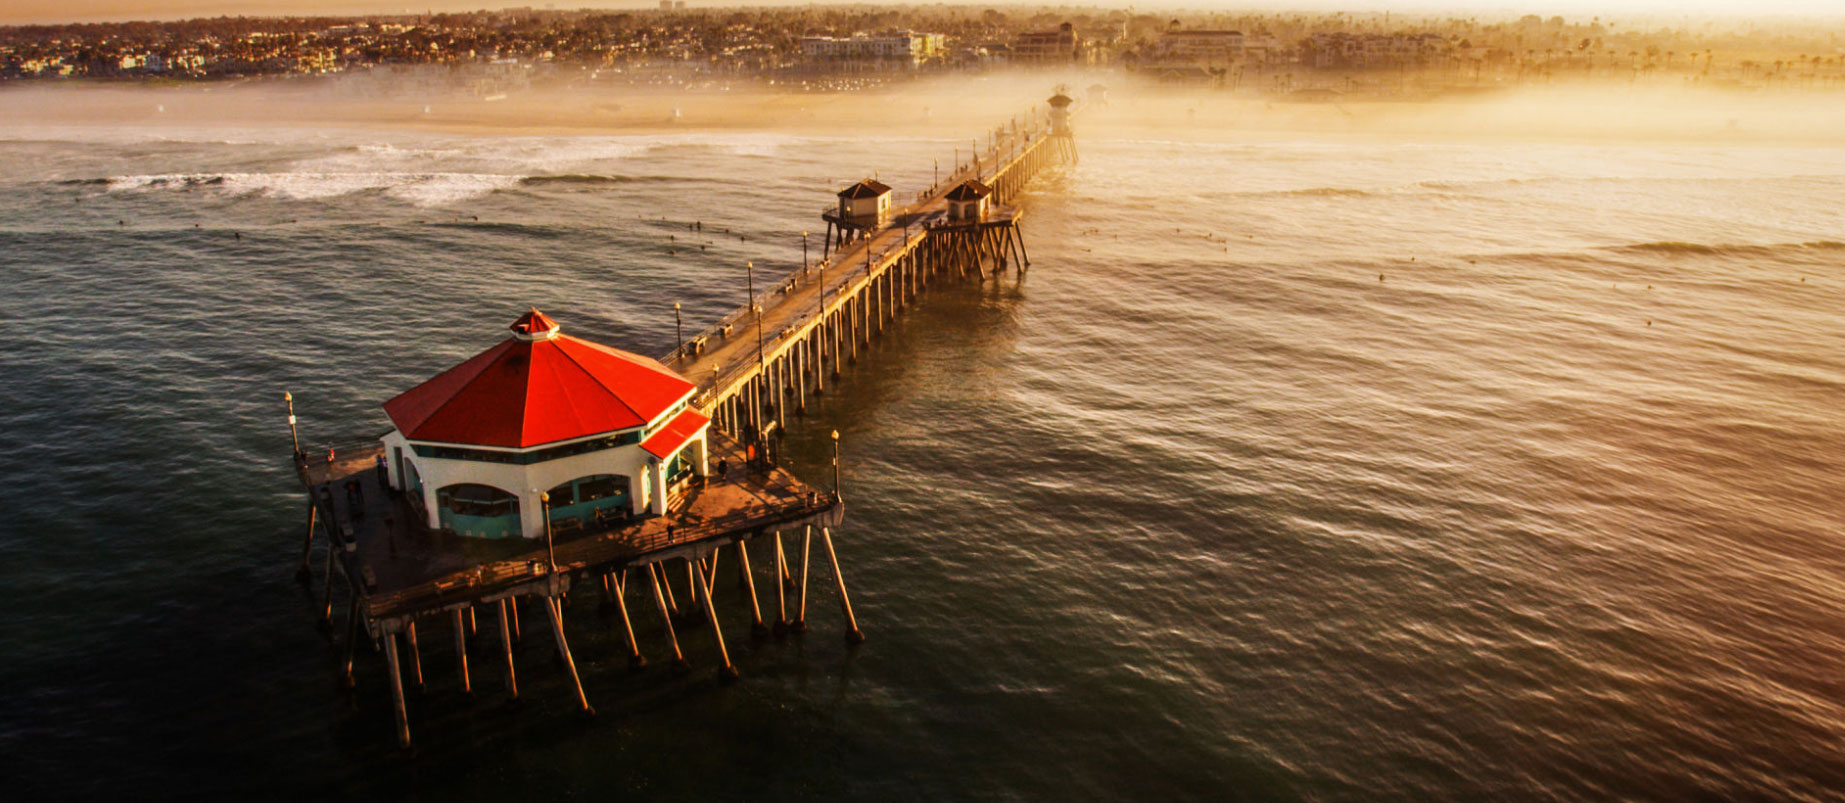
[
  {"xmin": 544, "ymin": 474, "xmax": 633, "ymax": 529},
  {"xmin": 436, "ymin": 483, "xmax": 522, "ymax": 539}
]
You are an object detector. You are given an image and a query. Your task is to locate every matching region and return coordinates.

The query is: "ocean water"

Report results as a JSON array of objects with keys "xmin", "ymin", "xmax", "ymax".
[{"xmin": 2, "ymin": 118, "xmax": 1843, "ymax": 801}]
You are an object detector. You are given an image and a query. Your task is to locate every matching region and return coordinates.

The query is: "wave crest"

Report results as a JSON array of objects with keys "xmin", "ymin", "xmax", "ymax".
[{"xmin": 104, "ymin": 171, "xmax": 521, "ymax": 207}]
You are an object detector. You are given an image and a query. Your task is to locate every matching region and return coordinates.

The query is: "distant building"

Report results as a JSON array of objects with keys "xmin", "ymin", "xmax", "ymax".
[
  {"xmin": 800, "ymin": 31, "xmax": 943, "ymax": 67},
  {"xmin": 1308, "ymin": 32, "xmax": 1449, "ymax": 69},
  {"xmin": 1013, "ymin": 22, "xmax": 1080, "ymax": 64},
  {"xmin": 1156, "ymin": 30, "xmax": 1245, "ymax": 65}
]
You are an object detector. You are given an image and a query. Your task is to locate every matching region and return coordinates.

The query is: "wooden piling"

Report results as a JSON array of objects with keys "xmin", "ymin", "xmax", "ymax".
[
  {"xmin": 794, "ymin": 526, "xmax": 811, "ymax": 633},
  {"xmin": 697, "ymin": 558, "xmax": 739, "ymax": 682},
  {"xmin": 612, "ymin": 569, "xmax": 645, "ymax": 669},
  {"xmin": 405, "ymin": 619, "xmax": 424, "ymax": 691},
  {"xmin": 822, "ymin": 528, "xmax": 865, "ymax": 645},
  {"xmin": 737, "ymin": 539, "xmax": 767, "ymax": 636},
  {"xmin": 452, "ymin": 608, "xmax": 471, "ymax": 694},
  {"xmin": 320, "ymin": 514, "xmax": 337, "ymax": 623},
  {"xmin": 544, "ymin": 596, "xmax": 593, "ymax": 715},
  {"xmin": 297, "ymin": 501, "xmax": 317, "ymax": 583},
  {"xmin": 382, "ymin": 630, "xmax": 412, "ymax": 748},
  {"xmin": 340, "ymin": 596, "xmax": 360, "ymax": 689},
  {"xmin": 772, "ymin": 531, "xmax": 790, "ymax": 635},
  {"xmin": 648, "ymin": 562, "xmax": 688, "ymax": 669},
  {"xmin": 660, "ymin": 562, "xmax": 680, "ymax": 616},
  {"xmin": 498, "ymin": 598, "xmax": 518, "ymax": 698}
]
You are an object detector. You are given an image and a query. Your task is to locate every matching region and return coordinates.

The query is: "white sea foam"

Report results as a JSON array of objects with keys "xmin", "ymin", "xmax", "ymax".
[
  {"xmin": 105, "ymin": 171, "xmax": 523, "ymax": 206},
  {"xmin": 304, "ymin": 133, "xmax": 802, "ymax": 174}
]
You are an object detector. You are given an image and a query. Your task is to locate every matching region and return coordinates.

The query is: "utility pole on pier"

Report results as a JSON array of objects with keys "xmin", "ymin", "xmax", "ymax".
[
  {"xmin": 542, "ymin": 491, "xmax": 556, "ymax": 576},
  {"xmin": 747, "ymin": 261, "xmax": 766, "ymax": 433}
]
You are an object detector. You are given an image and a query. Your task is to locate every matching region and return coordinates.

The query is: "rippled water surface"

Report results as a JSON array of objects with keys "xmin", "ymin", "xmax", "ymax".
[{"xmin": 2, "ymin": 121, "xmax": 1843, "ymax": 800}]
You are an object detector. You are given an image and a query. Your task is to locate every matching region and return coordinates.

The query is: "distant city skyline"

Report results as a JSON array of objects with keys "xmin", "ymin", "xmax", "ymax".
[{"xmin": 4, "ymin": 0, "xmax": 1842, "ymax": 26}]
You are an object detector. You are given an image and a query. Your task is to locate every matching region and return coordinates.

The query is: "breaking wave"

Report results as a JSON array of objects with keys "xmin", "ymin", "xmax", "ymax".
[{"xmin": 105, "ymin": 171, "xmax": 523, "ymax": 206}]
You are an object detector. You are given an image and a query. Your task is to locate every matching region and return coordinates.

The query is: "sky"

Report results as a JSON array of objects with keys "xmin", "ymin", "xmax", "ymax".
[{"xmin": 3, "ymin": 1, "xmax": 1841, "ymax": 26}]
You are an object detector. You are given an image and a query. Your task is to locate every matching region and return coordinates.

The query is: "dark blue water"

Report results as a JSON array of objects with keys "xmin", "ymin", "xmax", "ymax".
[{"xmin": 3, "ymin": 122, "xmax": 1843, "ymax": 800}]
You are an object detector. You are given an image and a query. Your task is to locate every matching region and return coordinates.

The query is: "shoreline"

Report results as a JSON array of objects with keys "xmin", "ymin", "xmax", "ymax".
[{"xmin": 6, "ymin": 79, "xmax": 1845, "ymax": 147}]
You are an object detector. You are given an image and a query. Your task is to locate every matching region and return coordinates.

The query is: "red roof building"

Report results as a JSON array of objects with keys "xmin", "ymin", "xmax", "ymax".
[{"xmin": 380, "ymin": 310, "xmax": 711, "ymax": 538}]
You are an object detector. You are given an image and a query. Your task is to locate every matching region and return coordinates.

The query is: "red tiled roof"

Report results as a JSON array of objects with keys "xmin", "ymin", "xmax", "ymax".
[
  {"xmin": 383, "ymin": 311, "xmax": 695, "ymax": 449},
  {"xmin": 641, "ymin": 407, "xmax": 711, "ymax": 459}
]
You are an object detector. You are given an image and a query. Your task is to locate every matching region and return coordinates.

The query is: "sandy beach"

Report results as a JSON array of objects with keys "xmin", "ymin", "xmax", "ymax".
[{"xmin": 7, "ymin": 74, "xmax": 1845, "ymax": 146}]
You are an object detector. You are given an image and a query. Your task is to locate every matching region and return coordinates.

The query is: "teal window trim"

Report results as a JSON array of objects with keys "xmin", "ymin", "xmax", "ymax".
[
  {"xmin": 642, "ymin": 399, "xmax": 692, "ymax": 441},
  {"xmin": 412, "ymin": 429, "xmax": 640, "ymax": 465}
]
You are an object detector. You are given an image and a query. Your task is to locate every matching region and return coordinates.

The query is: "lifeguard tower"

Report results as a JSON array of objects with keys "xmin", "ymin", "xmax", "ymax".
[
  {"xmin": 821, "ymin": 178, "xmax": 893, "ymax": 258},
  {"xmin": 1047, "ymin": 92, "xmax": 1075, "ymax": 136},
  {"xmin": 944, "ymin": 179, "xmax": 993, "ymax": 223}
]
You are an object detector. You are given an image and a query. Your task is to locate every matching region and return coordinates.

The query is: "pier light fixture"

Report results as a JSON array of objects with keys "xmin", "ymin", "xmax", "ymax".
[
  {"xmin": 673, "ymin": 302, "xmax": 683, "ymax": 363},
  {"xmin": 747, "ymin": 261, "xmax": 766, "ymax": 383},
  {"xmin": 284, "ymin": 390, "xmax": 301, "ymax": 458},
  {"xmin": 540, "ymin": 490, "xmax": 556, "ymax": 574},
  {"xmin": 802, "ymin": 231, "xmax": 809, "ymax": 276}
]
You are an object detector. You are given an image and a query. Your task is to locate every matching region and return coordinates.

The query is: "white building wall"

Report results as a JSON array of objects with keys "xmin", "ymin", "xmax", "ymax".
[
  {"xmin": 841, "ymin": 193, "xmax": 889, "ymax": 218},
  {"xmin": 380, "ymin": 422, "xmax": 709, "ymax": 539}
]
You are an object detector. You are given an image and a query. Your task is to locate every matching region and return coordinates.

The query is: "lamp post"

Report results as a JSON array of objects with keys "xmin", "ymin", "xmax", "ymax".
[
  {"xmin": 284, "ymin": 390, "xmax": 301, "ymax": 459},
  {"xmin": 673, "ymin": 302, "xmax": 683, "ymax": 363},
  {"xmin": 541, "ymin": 491, "xmax": 556, "ymax": 576},
  {"xmin": 831, "ymin": 430, "xmax": 841, "ymax": 498},
  {"xmin": 747, "ymin": 260, "xmax": 765, "ymax": 396},
  {"xmin": 802, "ymin": 231, "xmax": 809, "ymax": 276}
]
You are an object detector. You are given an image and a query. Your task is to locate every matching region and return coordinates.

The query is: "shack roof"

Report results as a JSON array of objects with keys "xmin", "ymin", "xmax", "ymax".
[
  {"xmin": 838, "ymin": 179, "xmax": 893, "ymax": 199},
  {"xmin": 945, "ymin": 179, "xmax": 993, "ymax": 201}
]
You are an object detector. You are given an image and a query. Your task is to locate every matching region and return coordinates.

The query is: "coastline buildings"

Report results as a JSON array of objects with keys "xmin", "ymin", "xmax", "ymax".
[
  {"xmin": 798, "ymin": 31, "xmax": 944, "ymax": 69},
  {"xmin": 1012, "ymin": 22, "xmax": 1081, "ymax": 64},
  {"xmin": 2, "ymin": 9, "xmax": 1832, "ymax": 91},
  {"xmin": 1305, "ymin": 32, "xmax": 1452, "ymax": 69},
  {"xmin": 1155, "ymin": 29, "xmax": 1244, "ymax": 65}
]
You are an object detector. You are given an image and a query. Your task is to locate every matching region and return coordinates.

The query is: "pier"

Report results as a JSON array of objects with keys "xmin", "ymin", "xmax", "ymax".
[{"xmin": 288, "ymin": 93, "xmax": 1076, "ymax": 750}]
